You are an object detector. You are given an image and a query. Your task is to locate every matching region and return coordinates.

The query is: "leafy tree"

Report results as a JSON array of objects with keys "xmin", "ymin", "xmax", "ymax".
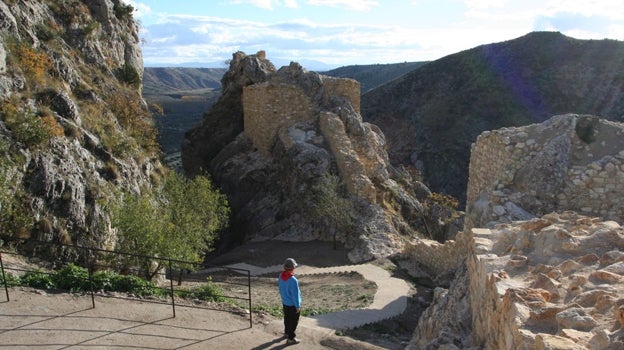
[{"xmin": 111, "ymin": 172, "xmax": 229, "ymax": 280}]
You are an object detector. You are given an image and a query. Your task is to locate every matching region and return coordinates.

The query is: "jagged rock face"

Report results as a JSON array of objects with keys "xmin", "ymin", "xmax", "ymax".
[
  {"xmin": 466, "ymin": 114, "xmax": 624, "ymax": 230},
  {"xmin": 409, "ymin": 212, "xmax": 624, "ymax": 349},
  {"xmin": 183, "ymin": 51, "xmax": 435, "ymax": 262},
  {"xmin": 0, "ymin": 0, "xmax": 160, "ymax": 248}
]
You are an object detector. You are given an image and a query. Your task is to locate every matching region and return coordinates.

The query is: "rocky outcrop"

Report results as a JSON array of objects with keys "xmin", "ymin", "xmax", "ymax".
[
  {"xmin": 183, "ymin": 51, "xmax": 440, "ymax": 262},
  {"xmin": 408, "ymin": 114, "xmax": 624, "ymax": 349},
  {"xmin": 0, "ymin": 0, "xmax": 161, "ymax": 249},
  {"xmin": 409, "ymin": 212, "xmax": 624, "ymax": 349},
  {"xmin": 466, "ymin": 114, "xmax": 624, "ymax": 231}
]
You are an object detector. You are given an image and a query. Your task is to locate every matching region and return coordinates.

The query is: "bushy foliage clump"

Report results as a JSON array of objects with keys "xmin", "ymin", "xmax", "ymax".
[
  {"xmin": 111, "ymin": 172, "xmax": 230, "ymax": 280},
  {"xmin": 113, "ymin": 3, "xmax": 134, "ymax": 20},
  {"xmin": 0, "ymin": 263, "xmax": 225, "ymax": 301},
  {"xmin": 12, "ymin": 42, "xmax": 53, "ymax": 85},
  {"xmin": 0, "ymin": 99, "xmax": 63, "ymax": 148},
  {"xmin": 119, "ymin": 63, "xmax": 141, "ymax": 88}
]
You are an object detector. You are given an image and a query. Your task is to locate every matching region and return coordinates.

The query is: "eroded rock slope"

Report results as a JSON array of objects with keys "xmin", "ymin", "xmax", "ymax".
[
  {"xmin": 183, "ymin": 51, "xmax": 447, "ymax": 262},
  {"xmin": 0, "ymin": 0, "xmax": 162, "ymax": 249}
]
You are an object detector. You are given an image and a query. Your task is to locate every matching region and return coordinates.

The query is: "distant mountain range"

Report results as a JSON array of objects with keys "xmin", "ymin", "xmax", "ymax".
[
  {"xmin": 142, "ymin": 61, "xmax": 425, "ymax": 95},
  {"xmin": 142, "ymin": 67, "xmax": 226, "ymax": 95},
  {"xmin": 362, "ymin": 31, "xmax": 624, "ymax": 205}
]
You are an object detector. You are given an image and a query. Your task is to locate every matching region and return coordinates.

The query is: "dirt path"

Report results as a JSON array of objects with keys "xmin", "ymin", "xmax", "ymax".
[{"xmin": 219, "ymin": 262, "xmax": 411, "ymax": 330}]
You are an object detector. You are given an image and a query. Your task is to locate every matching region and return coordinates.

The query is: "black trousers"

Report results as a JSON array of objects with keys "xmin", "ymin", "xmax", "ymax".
[{"xmin": 282, "ymin": 305, "xmax": 300, "ymax": 339}]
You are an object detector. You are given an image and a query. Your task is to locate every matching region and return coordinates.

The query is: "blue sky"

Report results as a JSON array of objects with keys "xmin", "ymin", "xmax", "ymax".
[{"xmin": 128, "ymin": 0, "xmax": 624, "ymax": 69}]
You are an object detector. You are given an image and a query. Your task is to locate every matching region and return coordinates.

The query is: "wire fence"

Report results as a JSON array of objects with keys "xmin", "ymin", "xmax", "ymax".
[{"xmin": 0, "ymin": 236, "xmax": 253, "ymax": 328}]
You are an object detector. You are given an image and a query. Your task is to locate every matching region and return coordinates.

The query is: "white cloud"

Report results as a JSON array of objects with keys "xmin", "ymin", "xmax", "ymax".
[
  {"xmin": 307, "ymin": 0, "xmax": 379, "ymax": 11},
  {"xmin": 284, "ymin": 0, "xmax": 299, "ymax": 8},
  {"xmin": 229, "ymin": 0, "xmax": 274, "ymax": 10},
  {"xmin": 227, "ymin": 0, "xmax": 300, "ymax": 10},
  {"xmin": 139, "ymin": 1, "xmax": 624, "ymax": 67}
]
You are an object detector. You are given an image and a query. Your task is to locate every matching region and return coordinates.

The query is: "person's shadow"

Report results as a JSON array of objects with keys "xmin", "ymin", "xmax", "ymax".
[{"xmin": 250, "ymin": 336, "xmax": 294, "ymax": 349}]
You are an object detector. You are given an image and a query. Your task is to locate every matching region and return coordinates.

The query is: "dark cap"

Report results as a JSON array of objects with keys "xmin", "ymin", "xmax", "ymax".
[{"xmin": 284, "ymin": 258, "xmax": 298, "ymax": 270}]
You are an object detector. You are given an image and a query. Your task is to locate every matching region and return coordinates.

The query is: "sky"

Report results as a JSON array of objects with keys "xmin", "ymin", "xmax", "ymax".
[{"xmin": 128, "ymin": 0, "xmax": 624, "ymax": 70}]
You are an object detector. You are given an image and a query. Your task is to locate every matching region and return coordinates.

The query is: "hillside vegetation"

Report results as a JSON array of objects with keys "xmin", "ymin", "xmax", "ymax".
[{"xmin": 362, "ymin": 31, "xmax": 624, "ymax": 204}]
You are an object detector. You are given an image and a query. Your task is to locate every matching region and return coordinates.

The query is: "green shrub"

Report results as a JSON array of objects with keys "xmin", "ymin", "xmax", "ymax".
[
  {"xmin": 109, "ymin": 274, "xmax": 160, "ymax": 296},
  {"xmin": 113, "ymin": 3, "xmax": 134, "ymax": 19},
  {"xmin": 0, "ymin": 272, "xmax": 21, "ymax": 287},
  {"xmin": 21, "ymin": 270, "xmax": 55, "ymax": 289},
  {"xmin": 575, "ymin": 115, "xmax": 598, "ymax": 144},
  {"xmin": 0, "ymin": 99, "xmax": 60, "ymax": 148},
  {"xmin": 84, "ymin": 20, "xmax": 100, "ymax": 38},
  {"xmin": 119, "ymin": 64, "xmax": 141, "ymax": 88},
  {"xmin": 54, "ymin": 264, "xmax": 90, "ymax": 292},
  {"xmin": 91, "ymin": 270, "xmax": 117, "ymax": 291},
  {"xmin": 36, "ymin": 21, "xmax": 63, "ymax": 42},
  {"xmin": 175, "ymin": 280, "xmax": 225, "ymax": 302}
]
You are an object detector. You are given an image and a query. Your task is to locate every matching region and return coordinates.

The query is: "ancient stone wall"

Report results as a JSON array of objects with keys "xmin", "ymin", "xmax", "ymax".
[
  {"xmin": 402, "ymin": 233, "xmax": 471, "ymax": 277},
  {"xmin": 321, "ymin": 76, "xmax": 361, "ymax": 114},
  {"xmin": 242, "ymin": 70, "xmax": 360, "ymax": 156},
  {"xmin": 466, "ymin": 114, "xmax": 624, "ymax": 230},
  {"xmin": 242, "ymin": 83, "xmax": 315, "ymax": 155}
]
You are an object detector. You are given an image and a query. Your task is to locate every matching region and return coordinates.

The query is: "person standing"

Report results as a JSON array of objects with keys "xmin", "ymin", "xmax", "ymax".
[{"xmin": 278, "ymin": 258, "xmax": 302, "ymax": 344}]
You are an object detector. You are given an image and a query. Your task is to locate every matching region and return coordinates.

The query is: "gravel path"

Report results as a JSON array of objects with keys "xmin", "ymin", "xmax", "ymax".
[{"xmin": 221, "ymin": 262, "xmax": 411, "ymax": 331}]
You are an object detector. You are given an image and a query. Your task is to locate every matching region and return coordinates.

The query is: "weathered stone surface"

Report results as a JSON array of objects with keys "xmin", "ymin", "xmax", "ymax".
[
  {"xmin": 617, "ymin": 305, "xmax": 624, "ymax": 328},
  {"xmin": 409, "ymin": 212, "xmax": 624, "ymax": 349},
  {"xmin": 536, "ymin": 333, "xmax": 586, "ymax": 350},
  {"xmin": 556, "ymin": 308, "xmax": 597, "ymax": 331},
  {"xmin": 466, "ymin": 114, "xmax": 624, "ymax": 230}
]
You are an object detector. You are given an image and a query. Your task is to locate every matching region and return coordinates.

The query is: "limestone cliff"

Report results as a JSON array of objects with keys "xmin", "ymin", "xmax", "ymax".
[
  {"xmin": 0, "ymin": 0, "xmax": 162, "ymax": 249},
  {"xmin": 182, "ymin": 51, "xmax": 445, "ymax": 262}
]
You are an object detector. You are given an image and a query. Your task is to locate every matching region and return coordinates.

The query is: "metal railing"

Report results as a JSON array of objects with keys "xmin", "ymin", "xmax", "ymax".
[{"xmin": 0, "ymin": 236, "xmax": 253, "ymax": 328}]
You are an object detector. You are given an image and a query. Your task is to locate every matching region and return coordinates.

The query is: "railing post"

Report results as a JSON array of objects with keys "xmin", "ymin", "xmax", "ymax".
[
  {"xmin": 0, "ymin": 249, "xmax": 9, "ymax": 302},
  {"xmin": 85, "ymin": 247, "xmax": 95, "ymax": 309},
  {"xmin": 248, "ymin": 269, "xmax": 252, "ymax": 328},
  {"xmin": 169, "ymin": 259, "xmax": 176, "ymax": 318}
]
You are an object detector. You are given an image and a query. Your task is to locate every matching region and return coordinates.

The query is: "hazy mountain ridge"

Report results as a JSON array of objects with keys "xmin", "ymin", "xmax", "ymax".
[
  {"xmin": 362, "ymin": 31, "xmax": 624, "ymax": 204},
  {"xmin": 142, "ymin": 67, "xmax": 226, "ymax": 95},
  {"xmin": 142, "ymin": 61, "xmax": 426, "ymax": 95},
  {"xmin": 322, "ymin": 61, "xmax": 428, "ymax": 92}
]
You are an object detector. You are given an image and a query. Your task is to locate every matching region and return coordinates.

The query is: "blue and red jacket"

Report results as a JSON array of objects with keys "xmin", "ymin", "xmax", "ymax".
[{"xmin": 278, "ymin": 270, "xmax": 302, "ymax": 308}]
